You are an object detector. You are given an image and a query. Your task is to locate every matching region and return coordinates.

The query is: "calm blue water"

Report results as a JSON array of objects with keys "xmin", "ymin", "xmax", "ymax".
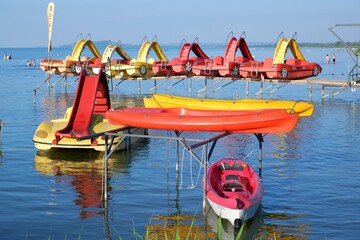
[{"xmin": 0, "ymin": 44, "xmax": 359, "ymax": 240}]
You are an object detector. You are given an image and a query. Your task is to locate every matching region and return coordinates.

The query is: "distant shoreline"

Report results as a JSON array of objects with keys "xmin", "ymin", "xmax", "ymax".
[
  {"xmin": 57, "ymin": 40, "xmax": 360, "ymax": 49},
  {"xmin": 1, "ymin": 41, "xmax": 359, "ymax": 49}
]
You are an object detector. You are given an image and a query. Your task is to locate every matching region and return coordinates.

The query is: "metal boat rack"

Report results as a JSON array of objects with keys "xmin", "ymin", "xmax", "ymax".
[
  {"xmin": 34, "ymin": 71, "xmax": 360, "ymax": 105},
  {"xmin": 79, "ymin": 129, "xmax": 265, "ymax": 211},
  {"xmin": 329, "ymin": 23, "xmax": 360, "ymax": 85}
]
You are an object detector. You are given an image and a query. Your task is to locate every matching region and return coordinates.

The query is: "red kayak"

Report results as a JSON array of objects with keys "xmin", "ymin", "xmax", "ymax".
[
  {"xmin": 107, "ymin": 107, "xmax": 298, "ymax": 133},
  {"xmin": 205, "ymin": 158, "xmax": 264, "ymax": 227}
]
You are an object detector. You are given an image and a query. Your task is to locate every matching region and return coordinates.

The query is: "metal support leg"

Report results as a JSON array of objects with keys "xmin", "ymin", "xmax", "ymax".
[
  {"xmin": 197, "ymin": 80, "xmax": 222, "ymax": 93},
  {"xmin": 246, "ymin": 80, "xmax": 249, "ymax": 98},
  {"xmin": 165, "ymin": 78, "xmax": 185, "ymax": 90},
  {"xmin": 269, "ymin": 82, "xmax": 288, "ymax": 95},
  {"xmin": 104, "ymin": 135, "xmax": 109, "ymax": 201},
  {"xmin": 65, "ymin": 76, "xmax": 68, "ymax": 93},
  {"xmin": 254, "ymin": 133, "xmax": 264, "ymax": 180},
  {"xmin": 203, "ymin": 143, "xmax": 208, "ymax": 212},
  {"xmin": 153, "ymin": 80, "xmax": 157, "ymax": 94},
  {"xmin": 189, "ymin": 78, "xmax": 192, "ymax": 95},
  {"xmin": 204, "ymin": 78, "xmax": 208, "ymax": 97},
  {"xmin": 51, "ymin": 75, "xmax": 66, "ymax": 88},
  {"xmin": 175, "ymin": 131, "xmax": 180, "ymax": 181},
  {"xmin": 213, "ymin": 80, "xmax": 236, "ymax": 92},
  {"xmin": 33, "ymin": 89, "xmax": 37, "ymax": 104},
  {"xmin": 138, "ymin": 79, "xmax": 141, "ymax": 95}
]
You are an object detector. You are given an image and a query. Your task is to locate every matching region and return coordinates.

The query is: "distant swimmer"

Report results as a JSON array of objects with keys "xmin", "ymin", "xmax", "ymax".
[
  {"xmin": 325, "ymin": 54, "xmax": 330, "ymax": 64},
  {"xmin": 3, "ymin": 52, "xmax": 12, "ymax": 60},
  {"xmin": 332, "ymin": 53, "xmax": 336, "ymax": 64},
  {"xmin": 26, "ymin": 59, "xmax": 36, "ymax": 66}
]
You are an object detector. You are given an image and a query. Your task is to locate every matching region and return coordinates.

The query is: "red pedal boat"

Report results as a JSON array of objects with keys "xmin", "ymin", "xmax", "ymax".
[
  {"xmin": 152, "ymin": 40, "xmax": 210, "ymax": 78},
  {"xmin": 193, "ymin": 34, "xmax": 262, "ymax": 78},
  {"xmin": 205, "ymin": 158, "xmax": 264, "ymax": 227},
  {"xmin": 107, "ymin": 107, "xmax": 298, "ymax": 133},
  {"xmin": 259, "ymin": 36, "xmax": 322, "ymax": 80}
]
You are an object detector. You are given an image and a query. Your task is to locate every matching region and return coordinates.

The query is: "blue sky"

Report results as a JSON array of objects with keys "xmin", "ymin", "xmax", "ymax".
[{"xmin": 0, "ymin": 0, "xmax": 359, "ymax": 48}]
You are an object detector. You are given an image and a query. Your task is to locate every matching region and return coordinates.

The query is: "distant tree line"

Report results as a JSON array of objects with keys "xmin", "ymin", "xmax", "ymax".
[
  {"xmin": 298, "ymin": 41, "xmax": 360, "ymax": 48},
  {"xmin": 249, "ymin": 41, "xmax": 360, "ymax": 48}
]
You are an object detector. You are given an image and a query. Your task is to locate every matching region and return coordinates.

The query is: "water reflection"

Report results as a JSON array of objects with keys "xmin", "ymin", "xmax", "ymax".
[
  {"xmin": 0, "ymin": 139, "xmax": 2, "ymax": 166},
  {"xmin": 110, "ymin": 94, "xmax": 145, "ymax": 108},
  {"xmin": 256, "ymin": 211, "xmax": 308, "ymax": 239},
  {"xmin": 205, "ymin": 203, "xmax": 308, "ymax": 240},
  {"xmin": 38, "ymin": 92, "xmax": 74, "ymax": 119},
  {"xmin": 204, "ymin": 203, "xmax": 263, "ymax": 240},
  {"xmin": 34, "ymin": 149, "xmax": 130, "ymax": 219},
  {"xmin": 145, "ymin": 214, "xmax": 217, "ymax": 240}
]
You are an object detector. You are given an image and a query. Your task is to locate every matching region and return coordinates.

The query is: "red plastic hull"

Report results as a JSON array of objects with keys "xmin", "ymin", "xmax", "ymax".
[
  {"xmin": 205, "ymin": 158, "xmax": 264, "ymax": 224},
  {"xmin": 107, "ymin": 107, "xmax": 298, "ymax": 133}
]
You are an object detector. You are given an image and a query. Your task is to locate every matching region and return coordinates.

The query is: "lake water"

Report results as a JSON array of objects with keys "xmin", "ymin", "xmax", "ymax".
[{"xmin": 0, "ymin": 43, "xmax": 359, "ymax": 240}]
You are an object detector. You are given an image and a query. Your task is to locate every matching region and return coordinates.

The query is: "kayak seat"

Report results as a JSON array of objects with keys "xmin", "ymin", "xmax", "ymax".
[
  {"xmin": 222, "ymin": 181, "xmax": 243, "ymax": 191},
  {"xmin": 218, "ymin": 162, "xmax": 244, "ymax": 171},
  {"xmin": 231, "ymin": 163, "xmax": 244, "ymax": 171},
  {"xmin": 225, "ymin": 174, "xmax": 239, "ymax": 181}
]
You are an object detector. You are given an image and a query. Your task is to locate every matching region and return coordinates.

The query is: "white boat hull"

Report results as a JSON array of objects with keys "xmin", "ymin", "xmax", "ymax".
[{"xmin": 206, "ymin": 196, "xmax": 261, "ymax": 227}]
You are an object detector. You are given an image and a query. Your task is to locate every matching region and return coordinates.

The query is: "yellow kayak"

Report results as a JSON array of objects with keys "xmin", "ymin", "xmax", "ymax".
[{"xmin": 143, "ymin": 94, "xmax": 314, "ymax": 117}]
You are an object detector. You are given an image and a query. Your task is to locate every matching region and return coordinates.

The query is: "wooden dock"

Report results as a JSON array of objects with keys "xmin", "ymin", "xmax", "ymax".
[
  {"xmin": 112, "ymin": 75, "xmax": 358, "ymax": 88},
  {"xmin": 110, "ymin": 74, "xmax": 359, "ymax": 99},
  {"xmin": 35, "ymin": 70, "xmax": 359, "ymax": 102}
]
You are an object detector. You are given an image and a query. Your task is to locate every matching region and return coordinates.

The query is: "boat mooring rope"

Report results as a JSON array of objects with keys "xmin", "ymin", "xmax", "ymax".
[
  {"xmin": 179, "ymin": 148, "xmax": 185, "ymax": 189},
  {"xmin": 179, "ymin": 147, "xmax": 203, "ymax": 190},
  {"xmin": 243, "ymin": 149, "xmax": 256, "ymax": 161},
  {"xmin": 188, "ymin": 149, "xmax": 203, "ymax": 189}
]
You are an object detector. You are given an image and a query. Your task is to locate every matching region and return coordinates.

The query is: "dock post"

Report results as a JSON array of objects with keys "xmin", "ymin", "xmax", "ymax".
[
  {"xmin": 175, "ymin": 131, "xmax": 180, "ymax": 185},
  {"xmin": 65, "ymin": 75, "xmax": 68, "ymax": 92},
  {"xmin": 309, "ymin": 83, "xmax": 313, "ymax": 101},
  {"xmin": 260, "ymin": 81, "xmax": 263, "ymax": 98},
  {"xmin": 104, "ymin": 135, "xmax": 109, "ymax": 201},
  {"xmin": 246, "ymin": 80, "xmax": 249, "ymax": 97},
  {"xmin": 33, "ymin": 89, "xmax": 37, "ymax": 104},
  {"xmin": 204, "ymin": 78, "xmax": 208, "ymax": 98},
  {"xmin": 153, "ymin": 80, "xmax": 157, "ymax": 93},
  {"xmin": 203, "ymin": 143, "xmax": 208, "ymax": 212},
  {"xmin": 138, "ymin": 79, "xmax": 141, "ymax": 95},
  {"xmin": 189, "ymin": 78, "xmax": 192, "ymax": 95},
  {"xmin": 255, "ymin": 133, "xmax": 264, "ymax": 180},
  {"xmin": 104, "ymin": 153, "xmax": 108, "ymax": 200},
  {"xmin": 322, "ymin": 85, "xmax": 325, "ymax": 101}
]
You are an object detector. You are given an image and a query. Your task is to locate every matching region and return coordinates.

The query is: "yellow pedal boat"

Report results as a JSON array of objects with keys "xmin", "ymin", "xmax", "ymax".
[
  {"xmin": 33, "ymin": 107, "xmax": 143, "ymax": 151},
  {"xmin": 143, "ymin": 94, "xmax": 314, "ymax": 117},
  {"xmin": 40, "ymin": 39, "xmax": 102, "ymax": 75},
  {"xmin": 100, "ymin": 44, "xmax": 132, "ymax": 78},
  {"xmin": 33, "ymin": 69, "xmax": 144, "ymax": 151},
  {"xmin": 124, "ymin": 40, "xmax": 168, "ymax": 78}
]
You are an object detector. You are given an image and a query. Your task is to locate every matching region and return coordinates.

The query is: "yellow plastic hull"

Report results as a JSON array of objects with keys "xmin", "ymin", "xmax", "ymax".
[
  {"xmin": 125, "ymin": 62, "xmax": 154, "ymax": 77},
  {"xmin": 107, "ymin": 64, "xmax": 131, "ymax": 78},
  {"xmin": 33, "ymin": 107, "xmax": 145, "ymax": 151},
  {"xmin": 143, "ymin": 94, "xmax": 314, "ymax": 117}
]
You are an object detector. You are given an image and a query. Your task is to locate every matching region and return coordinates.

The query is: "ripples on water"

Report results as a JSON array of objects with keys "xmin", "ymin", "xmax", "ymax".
[{"xmin": 0, "ymin": 46, "xmax": 359, "ymax": 239}]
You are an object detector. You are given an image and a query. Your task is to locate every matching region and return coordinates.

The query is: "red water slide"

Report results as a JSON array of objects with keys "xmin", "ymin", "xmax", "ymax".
[{"xmin": 53, "ymin": 69, "xmax": 110, "ymax": 143}]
